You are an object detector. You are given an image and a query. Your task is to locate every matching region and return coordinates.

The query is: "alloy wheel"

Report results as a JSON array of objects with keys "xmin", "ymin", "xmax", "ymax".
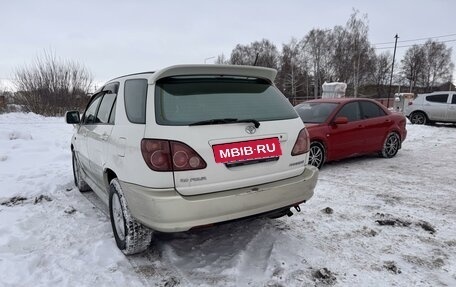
[
  {"xmin": 385, "ymin": 134, "xmax": 399, "ymax": 157},
  {"xmin": 309, "ymin": 144, "xmax": 324, "ymax": 168},
  {"xmin": 410, "ymin": 112, "xmax": 426, "ymax": 125}
]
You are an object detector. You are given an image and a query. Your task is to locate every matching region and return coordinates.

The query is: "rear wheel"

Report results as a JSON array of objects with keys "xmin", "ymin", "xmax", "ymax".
[
  {"xmin": 308, "ymin": 142, "xmax": 325, "ymax": 169},
  {"xmin": 381, "ymin": 132, "xmax": 400, "ymax": 158},
  {"xmin": 72, "ymin": 152, "xmax": 90, "ymax": 192},
  {"xmin": 109, "ymin": 178, "xmax": 152, "ymax": 255},
  {"xmin": 410, "ymin": 112, "xmax": 427, "ymax": 125}
]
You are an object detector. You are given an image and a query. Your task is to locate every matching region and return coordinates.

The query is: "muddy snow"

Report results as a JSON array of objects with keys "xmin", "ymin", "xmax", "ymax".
[{"xmin": 0, "ymin": 112, "xmax": 455, "ymax": 286}]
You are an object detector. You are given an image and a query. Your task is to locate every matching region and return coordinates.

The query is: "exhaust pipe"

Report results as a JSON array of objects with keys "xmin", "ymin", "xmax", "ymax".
[{"xmin": 286, "ymin": 209, "xmax": 293, "ymax": 217}]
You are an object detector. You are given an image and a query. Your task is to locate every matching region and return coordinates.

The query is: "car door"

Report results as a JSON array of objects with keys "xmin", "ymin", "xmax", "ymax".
[
  {"xmin": 446, "ymin": 94, "xmax": 456, "ymax": 122},
  {"xmin": 425, "ymin": 94, "xmax": 449, "ymax": 121},
  {"xmin": 359, "ymin": 100, "xmax": 392, "ymax": 152},
  {"xmin": 77, "ymin": 94, "xmax": 103, "ymax": 181},
  {"xmin": 87, "ymin": 83, "xmax": 118, "ymax": 192},
  {"xmin": 327, "ymin": 101, "xmax": 364, "ymax": 160}
]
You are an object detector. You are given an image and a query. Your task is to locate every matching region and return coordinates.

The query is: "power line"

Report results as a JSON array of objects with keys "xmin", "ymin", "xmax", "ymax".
[
  {"xmin": 373, "ymin": 33, "xmax": 456, "ymax": 45},
  {"xmin": 374, "ymin": 39, "xmax": 456, "ymax": 50}
]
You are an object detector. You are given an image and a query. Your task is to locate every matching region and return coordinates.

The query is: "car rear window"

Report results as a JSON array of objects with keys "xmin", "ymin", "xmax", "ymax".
[
  {"xmin": 426, "ymin": 94, "xmax": 448, "ymax": 103},
  {"xmin": 295, "ymin": 102, "xmax": 338, "ymax": 123},
  {"xmin": 155, "ymin": 77, "xmax": 298, "ymax": 125}
]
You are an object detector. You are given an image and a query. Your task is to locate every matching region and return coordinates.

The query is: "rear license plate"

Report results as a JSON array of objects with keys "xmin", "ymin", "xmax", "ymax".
[{"xmin": 212, "ymin": 137, "xmax": 282, "ymax": 163}]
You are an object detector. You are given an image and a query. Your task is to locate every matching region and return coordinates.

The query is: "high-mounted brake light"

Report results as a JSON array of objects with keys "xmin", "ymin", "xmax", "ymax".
[
  {"xmin": 291, "ymin": 128, "xmax": 310, "ymax": 156},
  {"xmin": 141, "ymin": 139, "xmax": 207, "ymax": 172}
]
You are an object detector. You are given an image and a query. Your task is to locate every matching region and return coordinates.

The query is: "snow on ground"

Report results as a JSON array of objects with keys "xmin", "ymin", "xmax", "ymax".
[{"xmin": 0, "ymin": 112, "xmax": 455, "ymax": 287}]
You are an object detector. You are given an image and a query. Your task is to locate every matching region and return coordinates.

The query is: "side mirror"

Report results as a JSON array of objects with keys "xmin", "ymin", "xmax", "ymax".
[
  {"xmin": 333, "ymin": 116, "xmax": 348, "ymax": 125},
  {"xmin": 65, "ymin": 111, "xmax": 80, "ymax": 124}
]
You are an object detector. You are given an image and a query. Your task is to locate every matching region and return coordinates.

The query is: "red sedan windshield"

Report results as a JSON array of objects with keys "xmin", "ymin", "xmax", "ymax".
[{"xmin": 295, "ymin": 102, "xmax": 339, "ymax": 123}]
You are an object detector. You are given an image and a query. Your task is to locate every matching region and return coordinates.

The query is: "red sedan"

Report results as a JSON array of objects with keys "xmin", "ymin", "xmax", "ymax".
[{"xmin": 295, "ymin": 98, "xmax": 407, "ymax": 168}]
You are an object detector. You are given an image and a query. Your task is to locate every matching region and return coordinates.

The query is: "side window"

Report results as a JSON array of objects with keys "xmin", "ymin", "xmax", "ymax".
[
  {"xmin": 82, "ymin": 95, "xmax": 103, "ymax": 124},
  {"xmin": 109, "ymin": 99, "xmax": 116, "ymax": 124},
  {"xmin": 96, "ymin": 93, "xmax": 116, "ymax": 124},
  {"xmin": 451, "ymin": 95, "xmax": 456, "ymax": 104},
  {"xmin": 426, "ymin": 94, "xmax": 448, "ymax": 103},
  {"xmin": 124, "ymin": 79, "xmax": 148, "ymax": 124},
  {"xmin": 360, "ymin": 101, "xmax": 386, "ymax": 119},
  {"xmin": 335, "ymin": 102, "xmax": 361, "ymax": 122},
  {"xmin": 103, "ymin": 82, "xmax": 119, "ymax": 94}
]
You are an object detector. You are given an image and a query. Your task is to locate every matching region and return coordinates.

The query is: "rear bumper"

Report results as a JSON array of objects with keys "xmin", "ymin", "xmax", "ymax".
[{"xmin": 120, "ymin": 165, "xmax": 318, "ymax": 232}]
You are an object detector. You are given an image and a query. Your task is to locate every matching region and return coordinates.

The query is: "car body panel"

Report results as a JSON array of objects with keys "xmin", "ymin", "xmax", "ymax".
[
  {"xmin": 143, "ymin": 117, "xmax": 307, "ymax": 196},
  {"xmin": 120, "ymin": 166, "xmax": 318, "ymax": 232},
  {"xmin": 447, "ymin": 94, "xmax": 456, "ymax": 120}
]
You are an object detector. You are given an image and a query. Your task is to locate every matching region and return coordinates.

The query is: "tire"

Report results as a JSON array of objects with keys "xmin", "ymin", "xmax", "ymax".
[
  {"xmin": 72, "ymin": 152, "xmax": 91, "ymax": 192},
  {"xmin": 381, "ymin": 132, "xmax": 400, "ymax": 158},
  {"xmin": 308, "ymin": 142, "xmax": 325, "ymax": 169},
  {"xmin": 409, "ymin": 112, "xmax": 427, "ymax": 125},
  {"xmin": 109, "ymin": 178, "xmax": 152, "ymax": 255}
]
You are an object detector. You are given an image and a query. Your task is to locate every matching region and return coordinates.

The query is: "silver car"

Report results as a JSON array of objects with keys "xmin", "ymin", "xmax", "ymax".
[{"xmin": 405, "ymin": 91, "xmax": 456, "ymax": 124}]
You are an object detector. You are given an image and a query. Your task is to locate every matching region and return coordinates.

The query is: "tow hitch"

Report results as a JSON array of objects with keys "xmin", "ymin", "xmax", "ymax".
[{"xmin": 287, "ymin": 205, "xmax": 301, "ymax": 217}]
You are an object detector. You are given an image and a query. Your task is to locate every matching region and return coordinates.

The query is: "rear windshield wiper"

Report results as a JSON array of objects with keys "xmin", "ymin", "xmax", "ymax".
[{"xmin": 189, "ymin": 118, "xmax": 260, "ymax": 128}]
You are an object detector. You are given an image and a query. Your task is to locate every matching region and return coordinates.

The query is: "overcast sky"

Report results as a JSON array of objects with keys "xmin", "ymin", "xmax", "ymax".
[{"xmin": 1, "ymin": 0, "xmax": 455, "ymax": 87}]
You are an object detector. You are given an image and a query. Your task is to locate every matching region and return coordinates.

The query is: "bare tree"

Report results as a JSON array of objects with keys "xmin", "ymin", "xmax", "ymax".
[
  {"xmin": 370, "ymin": 52, "xmax": 392, "ymax": 96},
  {"xmin": 0, "ymin": 85, "xmax": 6, "ymax": 113},
  {"xmin": 401, "ymin": 40, "xmax": 453, "ymax": 92},
  {"xmin": 229, "ymin": 39, "xmax": 279, "ymax": 69},
  {"xmin": 277, "ymin": 38, "xmax": 310, "ymax": 103},
  {"xmin": 215, "ymin": 53, "xmax": 229, "ymax": 64},
  {"xmin": 333, "ymin": 11, "xmax": 375, "ymax": 97},
  {"xmin": 401, "ymin": 45, "xmax": 425, "ymax": 92},
  {"xmin": 421, "ymin": 40, "xmax": 454, "ymax": 91},
  {"xmin": 14, "ymin": 50, "xmax": 93, "ymax": 115},
  {"xmin": 304, "ymin": 29, "xmax": 334, "ymax": 98}
]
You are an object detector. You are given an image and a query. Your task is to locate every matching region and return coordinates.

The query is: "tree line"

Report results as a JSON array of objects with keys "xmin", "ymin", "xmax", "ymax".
[
  {"xmin": 216, "ymin": 11, "xmax": 454, "ymax": 104},
  {"xmin": 7, "ymin": 11, "xmax": 454, "ymax": 116},
  {"xmin": 12, "ymin": 51, "xmax": 93, "ymax": 116}
]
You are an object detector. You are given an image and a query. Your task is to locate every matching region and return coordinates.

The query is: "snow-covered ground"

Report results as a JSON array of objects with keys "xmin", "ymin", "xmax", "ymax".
[{"xmin": 0, "ymin": 112, "xmax": 455, "ymax": 287}]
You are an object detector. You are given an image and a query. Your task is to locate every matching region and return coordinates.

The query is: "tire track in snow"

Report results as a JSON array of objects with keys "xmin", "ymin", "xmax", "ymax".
[
  {"xmin": 80, "ymin": 190, "xmax": 186, "ymax": 286},
  {"xmin": 82, "ymin": 188, "xmax": 324, "ymax": 286}
]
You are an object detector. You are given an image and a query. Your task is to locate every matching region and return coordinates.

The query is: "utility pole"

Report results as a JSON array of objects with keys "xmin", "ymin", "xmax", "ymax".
[
  {"xmin": 204, "ymin": 56, "xmax": 215, "ymax": 64},
  {"xmin": 253, "ymin": 53, "xmax": 259, "ymax": 66},
  {"xmin": 387, "ymin": 34, "xmax": 399, "ymax": 108}
]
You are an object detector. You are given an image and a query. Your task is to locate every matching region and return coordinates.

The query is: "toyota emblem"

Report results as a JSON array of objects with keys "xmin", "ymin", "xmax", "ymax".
[{"xmin": 245, "ymin": 126, "xmax": 256, "ymax": 134}]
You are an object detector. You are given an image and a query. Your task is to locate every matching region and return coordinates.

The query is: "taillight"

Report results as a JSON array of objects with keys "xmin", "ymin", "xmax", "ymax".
[
  {"xmin": 291, "ymin": 128, "xmax": 310, "ymax": 156},
  {"xmin": 141, "ymin": 139, "xmax": 172, "ymax": 171},
  {"xmin": 408, "ymin": 101, "xmax": 413, "ymax": 106},
  {"xmin": 170, "ymin": 141, "xmax": 206, "ymax": 171},
  {"xmin": 141, "ymin": 139, "xmax": 206, "ymax": 172}
]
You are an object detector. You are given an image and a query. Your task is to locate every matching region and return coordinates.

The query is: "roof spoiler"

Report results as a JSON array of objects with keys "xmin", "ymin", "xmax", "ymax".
[{"xmin": 148, "ymin": 64, "xmax": 277, "ymax": 84}]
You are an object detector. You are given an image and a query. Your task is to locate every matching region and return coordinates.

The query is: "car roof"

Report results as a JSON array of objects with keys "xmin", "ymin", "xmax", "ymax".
[
  {"xmin": 301, "ymin": 98, "xmax": 378, "ymax": 104},
  {"xmin": 107, "ymin": 64, "xmax": 278, "ymax": 84}
]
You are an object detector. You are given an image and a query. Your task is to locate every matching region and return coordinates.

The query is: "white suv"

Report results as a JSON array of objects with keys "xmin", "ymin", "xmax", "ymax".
[
  {"xmin": 405, "ymin": 91, "xmax": 456, "ymax": 124},
  {"xmin": 65, "ymin": 65, "xmax": 318, "ymax": 255}
]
